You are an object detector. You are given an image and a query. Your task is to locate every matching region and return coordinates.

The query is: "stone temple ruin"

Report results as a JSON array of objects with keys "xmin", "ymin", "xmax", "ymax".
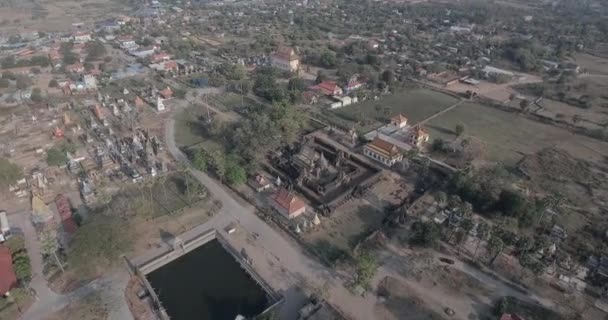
[{"xmin": 269, "ymin": 134, "xmax": 381, "ymax": 215}]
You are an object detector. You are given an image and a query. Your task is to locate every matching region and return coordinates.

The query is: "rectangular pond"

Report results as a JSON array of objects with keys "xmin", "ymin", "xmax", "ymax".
[{"xmin": 147, "ymin": 239, "xmax": 270, "ymax": 320}]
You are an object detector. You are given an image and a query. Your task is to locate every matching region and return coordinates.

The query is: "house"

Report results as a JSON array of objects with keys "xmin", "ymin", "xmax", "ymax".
[
  {"xmin": 271, "ymin": 47, "xmax": 299, "ymax": 72},
  {"xmin": 159, "ymin": 87, "xmax": 173, "ymax": 99},
  {"xmin": 130, "ymin": 46, "xmax": 156, "ymax": 58},
  {"xmin": 83, "ymin": 74, "xmax": 97, "ymax": 90},
  {"xmin": 134, "ymin": 96, "xmax": 145, "ymax": 111},
  {"xmin": 118, "ymin": 36, "xmax": 137, "ymax": 49},
  {"xmin": 0, "ymin": 247, "xmax": 17, "ymax": 297},
  {"xmin": 344, "ymin": 75, "xmax": 365, "ymax": 93},
  {"xmin": 311, "ymin": 81, "xmax": 343, "ymax": 96},
  {"xmin": 268, "ymin": 188, "xmax": 306, "ymax": 219},
  {"xmin": 73, "ymin": 31, "xmax": 92, "ymax": 43},
  {"xmin": 151, "ymin": 52, "xmax": 172, "ymax": 63},
  {"xmin": 66, "ymin": 63, "xmax": 85, "ymax": 74},
  {"xmin": 391, "ymin": 114, "xmax": 408, "ymax": 128},
  {"xmin": 248, "ymin": 174, "xmax": 272, "ymax": 192},
  {"xmin": 364, "ymin": 137, "xmax": 403, "ymax": 166},
  {"xmin": 93, "ymin": 104, "xmax": 106, "ymax": 121},
  {"xmin": 0, "ymin": 66, "xmax": 31, "ymax": 76},
  {"xmin": 302, "ymin": 91, "xmax": 319, "ymax": 105},
  {"xmin": 55, "ymin": 194, "xmax": 77, "ymax": 236},
  {"xmin": 408, "ymin": 125, "xmax": 430, "ymax": 147},
  {"xmin": 0, "ymin": 211, "xmax": 10, "ymax": 242},
  {"xmin": 500, "ymin": 314, "xmax": 525, "ymax": 320}
]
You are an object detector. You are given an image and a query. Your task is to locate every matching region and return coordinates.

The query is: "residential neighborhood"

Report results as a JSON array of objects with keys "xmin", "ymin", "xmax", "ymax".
[{"xmin": 0, "ymin": 0, "xmax": 607, "ymax": 320}]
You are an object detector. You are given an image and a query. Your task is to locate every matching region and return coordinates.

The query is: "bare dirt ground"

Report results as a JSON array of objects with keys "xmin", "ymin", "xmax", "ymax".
[
  {"xmin": 45, "ymin": 292, "xmax": 108, "ymax": 320},
  {"xmin": 440, "ymin": 71, "xmax": 542, "ymax": 103},
  {"xmin": 374, "ymin": 276, "xmax": 446, "ymax": 320},
  {"xmin": 575, "ymin": 53, "xmax": 608, "ymax": 75},
  {"xmin": 0, "ymin": 0, "xmax": 127, "ymax": 33}
]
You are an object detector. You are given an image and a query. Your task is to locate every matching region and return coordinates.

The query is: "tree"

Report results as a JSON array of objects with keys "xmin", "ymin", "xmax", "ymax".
[
  {"xmin": 192, "ymin": 149, "xmax": 208, "ymax": 171},
  {"xmin": 0, "ymin": 158, "xmax": 23, "ymax": 187},
  {"xmin": 12, "ymin": 251, "xmax": 31, "ymax": 280},
  {"xmin": 69, "ymin": 214, "xmax": 132, "ymax": 277},
  {"xmin": 431, "ymin": 138, "xmax": 446, "ymax": 152},
  {"xmin": 86, "ymin": 41, "xmax": 107, "ymax": 61},
  {"xmin": 410, "ymin": 221, "xmax": 441, "ymax": 247},
  {"xmin": 46, "ymin": 147, "xmax": 68, "ymax": 166},
  {"xmin": 287, "ymin": 78, "xmax": 305, "ymax": 91},
  {"xmin": 30, "ymin": 87, "xmax": 43, "ymax": 102},
  {"xmin": 354, "ymin": 251, "xmax": 378, "ymax": 288},
  {"xmin": 15, "ymin": 75, "xmax": 31, "ymax": 89},
  {"xmin": 496, "ymin": 189, "xmax": 526, "ymax": 217},
  {"xmin": 225, "ymin": 162, "xmax": 247, "ymax": 185},
  {"xmin": 40, "ymin": 231, "xmax": 64, "ymax": 273},
  {"xmin": 0, "ymin": 78, "xmax": 8, "ymax": 88},
  {"xmin": 474, "ymin": 221, "xmax": 489, "ymax": 259},
  {"xmin": 209, "ymin": 150, "xmax": 226, "ymax": 181},
  {"xmin": 486, "ymin": 233, "xmax": 504, "ymax": 265},
  {"xmin": 519, "ymin": 99, "xmax": 530, "ymax": 112},
  {"xmin": 31, "ymin": 67, "xmax": 41, "ymax": 74},
  {"xmin": 48, "ymin": 79, "xmax": 58, "ymax": 88},
  {"xmin": 381, "ymin": 70, "xmax": 394, "ymax": 84},
  {"xmin": 455, "ymin": 123, "xmax": 465, "ymax": 136},
  {"xmin": 319, "ymin": 50, "xmax": 336, "ymax": 68},
  {"xmin": 315, "ymin": 71, "xmax": 327, "ymax": 84}
]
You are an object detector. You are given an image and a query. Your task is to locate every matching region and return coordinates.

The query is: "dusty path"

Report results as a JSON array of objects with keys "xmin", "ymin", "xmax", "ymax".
[{"xmin": 166, "ymin": 114, "xmax": 381, "ymax": 320}]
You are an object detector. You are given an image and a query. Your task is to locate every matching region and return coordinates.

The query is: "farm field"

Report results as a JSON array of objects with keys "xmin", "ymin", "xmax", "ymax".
[
  {"xmin": 426, "ymin": 101, "xmax": 608, "ymax": 165},
  {"xmin": 574, "ymin": 52, "xmax": 608, "ymax": 75},
  {"xmin": 332, "ymin": 87, "xmax": 460, "ymax": 133}
]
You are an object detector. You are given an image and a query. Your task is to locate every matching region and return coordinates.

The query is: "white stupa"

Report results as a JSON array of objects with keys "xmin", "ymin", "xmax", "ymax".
[
  {"xmin": 312, "ymin": 213, "xmax": 321, "ymax": 226},
  {"xmin": 156, "ymin": 96, "xmax": 165, "ymax": 112},
  {"xmin": 295, "ymin": 224, "xmax": 301, "ymax": 233}
]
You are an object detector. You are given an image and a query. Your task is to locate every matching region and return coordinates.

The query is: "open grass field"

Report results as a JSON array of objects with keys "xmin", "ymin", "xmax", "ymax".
[
  {"xmin": 426, "ymin": 102, "xmax": 608, "ymax": 166},
  {"xmin": 332, "ymin": 88, "xmax": 460, "ymax": 133},
  {"xmin": 302, "ymin": 198, "xmax": 385, "ymax": 263},
  {"xmin": 575, "ymin": 52, "xmax": 608, "ymax": 75}
]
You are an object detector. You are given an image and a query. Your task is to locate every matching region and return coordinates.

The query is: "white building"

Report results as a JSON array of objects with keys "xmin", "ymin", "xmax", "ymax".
[{"xmin": 156, "ymin": 96, "xmax": 166, "ymax": 112}]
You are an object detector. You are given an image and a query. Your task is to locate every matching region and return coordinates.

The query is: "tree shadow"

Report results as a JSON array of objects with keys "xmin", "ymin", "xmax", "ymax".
[{"xmin": 159, "ymin": 228, "xmax": 176, "ymax": 247}]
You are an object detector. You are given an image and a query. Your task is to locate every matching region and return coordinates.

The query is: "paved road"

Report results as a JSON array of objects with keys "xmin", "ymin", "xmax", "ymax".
[{"xmin": 165, "ymin": 116, "xmax": 379, "ymax": 320}]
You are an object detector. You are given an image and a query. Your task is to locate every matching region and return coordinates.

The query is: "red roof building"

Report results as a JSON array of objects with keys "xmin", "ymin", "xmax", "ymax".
[
  {"xmin": 159, "ymin": 87, "xmax": 173, "ymax": 99},
  {"xmin": 55, "ymin": 194, "xmax": 77, "ymax": 235},
  {"xmin": 268, "ymin": 188, "xmax": 306, "ymax": 219},
  {"xmin": 66, "ymin": 63, "xmax": 85, "ymax": 74},
  {"xmin": 93, "ymin": 104, "xmax": 105, "ymax": 120},
  {"xmin": 311, "ymin": 81, "xmax": 343, "ymax": 96},
  {"xmin": 151, "ymin": 52, "xmax": 172, "ymax": 63},
  {"xmin": 271, "ymin": 46, "xmax": 299, "ymax": 72},
  {"xmin": 0, "ymin": 247, "xmax": 17, "ymax": 296},
  {"xmin": 363, "ymin": 136, "xmax": 403, "ymax": 166}
]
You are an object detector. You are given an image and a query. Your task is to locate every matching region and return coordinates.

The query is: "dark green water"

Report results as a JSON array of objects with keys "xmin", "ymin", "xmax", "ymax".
[{"xmin": 147, "ymin": 239, "xmax": 269, "ymax": 320}]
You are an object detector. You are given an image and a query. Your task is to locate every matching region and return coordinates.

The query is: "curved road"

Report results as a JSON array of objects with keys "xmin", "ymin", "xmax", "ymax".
[
  {"xmin": 165, "ymin": 115, "xmax": 379, "ymax": 320},
  {"xmin": 165, "ymin": 107, "xmax": 559, "ymax": 319}
]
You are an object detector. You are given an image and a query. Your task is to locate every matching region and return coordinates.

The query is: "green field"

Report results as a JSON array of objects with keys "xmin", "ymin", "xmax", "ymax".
[
  {"xmin": 211, "ymin": 92, "xmax": 263, "ymax": 112},
  {"xmin": 427, "ymin": 102, "xmax": 608, "ymax": 165},
  {"xmin": 174, "ymin": 105, "xmax": 208, "ymax": 148},
  {"xmin": 332, "ymin": 88, "xmax": 459, "ymax": 132}
]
